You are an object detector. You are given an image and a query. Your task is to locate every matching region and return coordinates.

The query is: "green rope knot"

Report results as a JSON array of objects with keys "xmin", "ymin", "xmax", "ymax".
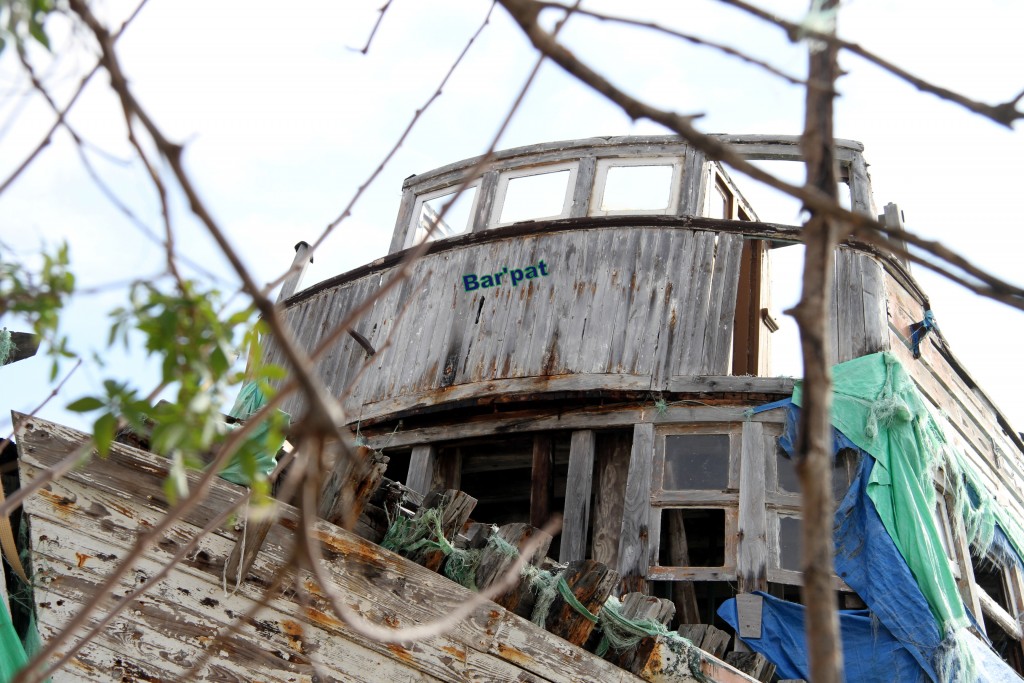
[{"xmin": 556, "ymin": 576, "xmax": 598, "ymax": 623}]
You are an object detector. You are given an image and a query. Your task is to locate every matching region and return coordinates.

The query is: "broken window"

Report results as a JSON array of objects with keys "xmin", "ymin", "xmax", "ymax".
[
  {"xmin": 772, "ymin": 445, "xmax": 859, "ymax": 501},
  {"xmin": 493, "ymin": 163, "xmax": 577, "ymax": 226},
  {"xmin": 407, "ymin": 184, "xmax": 479, "ymax": 247},
  {"xmin": 590, "ymin": 158, "xmax": 681, "ymax": 215},
  {"xmin": 971, "ymin": 549, "xmax": 1024, "ymax": 673}
]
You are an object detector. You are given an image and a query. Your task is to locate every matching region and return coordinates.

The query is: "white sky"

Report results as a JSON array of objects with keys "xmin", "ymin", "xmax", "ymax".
[{"xmin": 1, "ymin": 0, "xmax": 1023, "ymax": 438}]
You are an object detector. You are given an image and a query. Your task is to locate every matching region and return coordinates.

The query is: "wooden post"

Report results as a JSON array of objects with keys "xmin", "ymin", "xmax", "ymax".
[
  {"xmin": 530, "ymin": 435, "xmax": 553, "ymax": 528},
  {"xmin": 413, "ymin": 489, "xmax": 477, "ymax": 572},
  {"xmin": 474, "ymin": 523, "xmax": 552, "ymax": 618},
  {"xmin": 277, "ymin": 240, "xmax": 313, "ymax": 302},
  {"xmin": 542, "ymin": 559, "xmax": 619, "ymax": 646},
  {"xmin": 737, "ymin": 421, "xmax": 768, "ymax": 593},
  {"xmin": 617, "ymin": 423, "xmax": 655, "ymax": 594},
  {"xmin": 318, "ymin": 444, "xmax": 388, "ymax": 529},
  {"xmin": 666, "ymin": 510, "xmax": 701, "ymax": 624},
  {"xmin": 560, "ymin": 430, "xmax": 596, "ymax": 563},
  {"xmin": 592, "ymin": 432, "xmax": 630, "ymax": 568},
  {"xmin": 407, "ymin": 444, "xmax": 438, "ymax": 496}
]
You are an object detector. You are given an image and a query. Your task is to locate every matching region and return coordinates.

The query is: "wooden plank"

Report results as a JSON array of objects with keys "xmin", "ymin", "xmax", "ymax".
[
  {"xmin": 617, "ymin": 423, "xmax": 655, "ymax": 593},
  {"xmin": 737, "ymin": 422, "xmax": 768, "ymax": 593},
  {"xmin": 470, "ymin": 169, "xmax": 500, "ymax": 232},
  {"xmin": 365, "ymin": 403, "xmax": 789, "ymax": 451},
  {"xmin": 700, "ymin": 232, "xmax": 744, "ymax": 374},
  {"xmin": 735, "ymin": 593, "xmax": 763, "ymax": 638},
  {"xmin": 675, "ymin": 230, "xmax": 717, "ymax": 377},
  {"xmin": 530, "ymin": 435, "xmax": 554, "ymax": 528},
  {"xmin": 620, "ymin": 227, "xmax": 671, "ymax": 376},
  {"xmin": 407, "ymin": 444, "xmax": 439, "ymax": 496},
  {"xmin": 592, "ymin": 432, "xmax": 630, "ymax": 568},
  {"xmin": 277, "ymin": 240, "xmax": 314, "ymax": 302},
  {"xmin": 16, "ymin": 418, "xmax": 650, "ymax": 683},
  {"xmin": 679, "ymin": 148, "xmax": 706, "ymax": 216},
  {"xmin": 570, "ymin": 156, "xmax": 597, "ymax": 217},
  {"xmin": 559, "ymin": 430, "xmax": 596, "ymax": 563},
  {"xmin": 388, "ymin": 188, "xmax": 417, "ymax": 253}
]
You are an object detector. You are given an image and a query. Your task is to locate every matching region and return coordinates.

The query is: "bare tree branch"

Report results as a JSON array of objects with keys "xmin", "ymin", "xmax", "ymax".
[
  {"xmin": 349, "ymin": 0, "xmax": 395, "ymax": 55},
  {"xmin": 719, "ymin": 0, "xmax": 1024, "ymax": 127},
  {"xmin": 535, "ymin": 1, "xmax": 806, "ymax": 86},
  {"xmin": 792, "ymin": 2, "xmax": 843, "ymax": 678}
]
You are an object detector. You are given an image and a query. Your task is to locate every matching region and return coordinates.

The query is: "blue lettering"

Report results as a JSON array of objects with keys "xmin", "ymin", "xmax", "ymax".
[
  {"xmin": 480, "ymin": 274, "xmax": 495, "ymax": 288},
  {"xmin": 494, "ymin": 271, "xmax": 503, "ymax": 285},
  {"xmin": 524, "ymin": 266, "xmax": 538, "ymax": 279},
  {"xmin": 510, "ymin": 269, "xmax": 524, "ymax": 286},
  {"xmin": 538, "ymin": 260, "xmax": 550, "ymax": 276},
  {"xmin": 463, "ymin": 274, "xmax": 479, "ymax": 291}
]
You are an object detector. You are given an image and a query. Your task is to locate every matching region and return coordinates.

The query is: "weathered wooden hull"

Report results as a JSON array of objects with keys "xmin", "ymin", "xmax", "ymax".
[{"xmin": 14, "ymin": 416, "xmax": 756, "ymax": 683}]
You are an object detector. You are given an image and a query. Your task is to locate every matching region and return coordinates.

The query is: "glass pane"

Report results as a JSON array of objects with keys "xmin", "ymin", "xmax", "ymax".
[
  {"xmin": 412, "ymin": 187, "xmax": 477, "ymax": 246},
  {"xmin": 779, "ymin": 516, "xmax": 802, "ymax": 571},
  {"xmin": 663, "ymin": 434, "xmax": 730, "ymax": 490},
  {"xmin": 499, "ymin": 170, "xmax": 570, "ymax": 224},
  {"xmin": 775, "ymin": 446, "xmax": 859, "ymax": 500},
  {"xmin": 601, "ymin": 164, "xmax": 673, "ymax": 211}
]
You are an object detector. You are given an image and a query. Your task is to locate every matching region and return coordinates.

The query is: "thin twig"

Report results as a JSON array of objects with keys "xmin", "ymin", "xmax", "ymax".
[
  {"xmin": 349, "ymin": 0, "xmax": 395, "ymax": 55},
  {"xmin": 719, "ymin": 0, "xmax": 1024, "ymax": 127},
  {"xmin": 535, "ymin": 1, "xmax": 805, "ymax": 85}
]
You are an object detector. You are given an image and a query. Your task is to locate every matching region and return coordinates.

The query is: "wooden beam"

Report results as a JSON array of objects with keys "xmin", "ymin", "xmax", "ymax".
[
  {"xmin": 1, "ymin": 331, "xmax": 40, "ymax": 365},
  {"xmin": 617, "ymin": 423, "xmax": 655, "ymax": 593},
  {"xmin": 737, "ymin": 422, "xmax": 768, "ymax": 593},
  {"xmin": 560, "ymin": 430, "xmax": 596, "ymax": 563},
  {"xmin": 277, "ymin": 241, "xmax": 314, "ymax": 302},
  {"xmin": 592, "ymin": 432, "xmax": 630, "ymax": 568},
  {"xmin": 530, "ymin": 435, "xmax": 553, "ymax": 528},
  {"xmin": 407, "ymin": 444, "xmax": 438, "ymax": 496}
]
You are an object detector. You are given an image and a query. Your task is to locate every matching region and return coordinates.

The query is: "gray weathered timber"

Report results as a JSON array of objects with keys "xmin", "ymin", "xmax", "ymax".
[
  {"xmin": 617, "ymin": 422, "xmax": 655, "ymax": 593},
  {"xmin": 530, "ymin": 434, "xmax": 554, "ymax": 528},
  {"xmin": 592, "ymin": 432, "xmax": 630, "ymax": 568},
  {"xmin": 407, "ymin": 443, "xmax": 439, "ymax": 496},
  {"xmin": 15, "ymin": 415, "xmax": 646, "ymax": 683},
  {"xmin": 266, "ymin": 224, "xmax": 819, "ymax": 420},
  {"xmin": 363, "ymin": 403, "xmax": 789, "ymax": 451},
  {"xmin": 471, "ymin": 170, "xmax": 500, "ymax": 233},
  {"xmin": 735, "ymin": 593, "xmax": 764, "ymax": 639},
  {"xmin": 737, "ymin": 422, "xmax": 768, "ymax": 593},
  {"xmin": 571, "ymin": 156, "xmax": 597, "ymax": 218},
  {"xmin": 560, "ymin": 430, "xmax": 596, "ymax": 563},
  {"xmin": 277, "ymin": 241, "xmax": 313, "ymax": 302}
]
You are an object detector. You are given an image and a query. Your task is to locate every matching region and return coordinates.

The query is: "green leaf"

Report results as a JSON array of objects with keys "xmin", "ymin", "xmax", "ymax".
[
  {"xmin": 66, "ymin": 397, "xmax": 104, "ymax": 413},
  {"xmin": 93, "ymin": 412, "xmax": 117, "ymax": 456}
]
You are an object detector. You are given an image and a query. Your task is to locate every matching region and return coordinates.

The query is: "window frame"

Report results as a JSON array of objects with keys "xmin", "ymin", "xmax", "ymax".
[
  {"xmin": 405, "ymin": 180, "xmax": 482, "ymax": 249},
  {"xmin": 588, "ymin": 156, "xmax": 683, "ymax": 217},
  {"xmin": 490, "ymin": 162, "xmax": 579, "ymax": 228}
]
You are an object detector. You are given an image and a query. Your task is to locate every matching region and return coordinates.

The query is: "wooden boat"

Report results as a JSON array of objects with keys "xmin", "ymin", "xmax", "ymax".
[{"xmin": 10, "ymin": 135, "xmax": 1024, "ymax": 682}]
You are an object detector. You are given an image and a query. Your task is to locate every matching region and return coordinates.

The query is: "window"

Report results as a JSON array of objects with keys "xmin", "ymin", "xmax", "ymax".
[
  {"xmin": 492, "ymin": 163, "xmax": 578, "ymax": 227},
  {"xmin": 406, "ymin": 183, "xmax": 480, "ymax": 248},
  {"xmin": 649, "ymin": 425, "xmax": 740, "ymax": 585},
  {"xmin": 589, "ymin": 158, "xmax": 682, "ymax": 216}
]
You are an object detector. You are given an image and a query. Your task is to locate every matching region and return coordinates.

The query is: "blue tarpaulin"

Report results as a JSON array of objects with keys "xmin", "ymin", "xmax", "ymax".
[{"xmin": 718, "ymin": 398, "xmax": 1024, "ymax": 682}]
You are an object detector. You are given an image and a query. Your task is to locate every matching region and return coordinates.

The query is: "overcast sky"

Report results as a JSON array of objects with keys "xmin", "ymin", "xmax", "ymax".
[{"xmin": 2, "ymin": 0, "xmax": 1023, "ymax": 440}]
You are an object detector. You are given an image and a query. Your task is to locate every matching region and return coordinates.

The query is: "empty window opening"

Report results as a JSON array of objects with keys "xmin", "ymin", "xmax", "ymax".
[
  {"xmin": 496, "ymin": 165, "xmax": 575, "ymax": 226},
  {"xmin": 383, "ymin": 449, "xmax": 411, "ymax": 485},
  {"xmin": 659, "ymin": 509, "xmax": 727, "ymax": 567},
  {"xmin": 663, "ymin": 434, "xmax": 731, "ymax": 491},
  {"xmin": 408, "ymin": 185, "xmax": 479, "ymax": 247},
  {"xmin": 972, "ymin": 553, "xmax": 1024, "ymax": 673},
  {"xmin": 453, "ymin": 435, "xmax": 571, "ymax": 553},
  {"xmin": 591, "ymin": 160, "xmax": 679, "ymax": 215}
]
